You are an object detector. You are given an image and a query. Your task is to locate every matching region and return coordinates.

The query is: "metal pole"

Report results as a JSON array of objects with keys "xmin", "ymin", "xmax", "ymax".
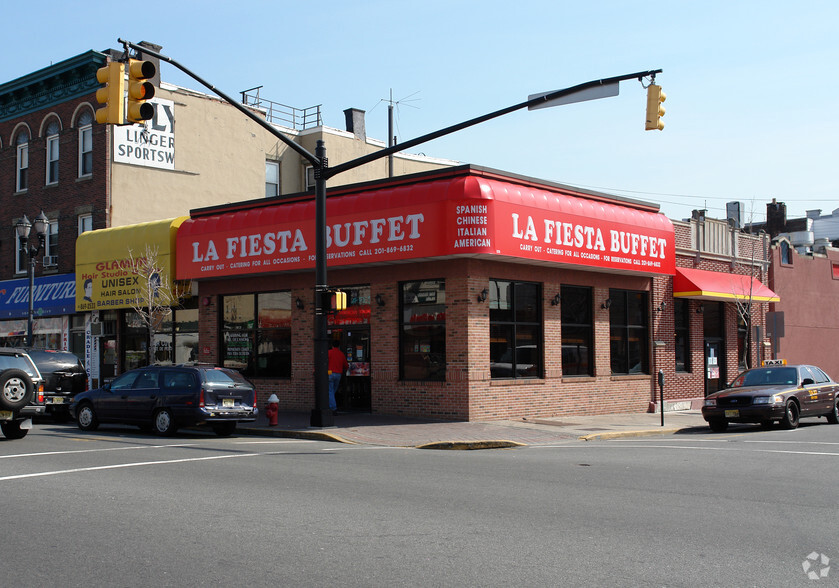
[
  {"xmin": 310, "ymin": 140, "xmax": 334, "ymax": 427},
  {"xmin": 26, "ymin": 250, "xmax": 35, "ymax": 347},
  {"xmin": 658, "ymin": 369, "xmax": 665, "ymax": 426}
]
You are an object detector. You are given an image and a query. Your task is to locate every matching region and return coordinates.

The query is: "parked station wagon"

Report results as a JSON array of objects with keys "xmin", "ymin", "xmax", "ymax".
[{"xmin": 70, "ymin": 365, "xmax": 257, "ymax": 436}]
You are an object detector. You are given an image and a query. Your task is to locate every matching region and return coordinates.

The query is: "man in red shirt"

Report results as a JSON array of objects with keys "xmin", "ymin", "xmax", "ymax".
[{"xmin": 327, "ymin": 340, "xmax": 349, "ymax": 413}]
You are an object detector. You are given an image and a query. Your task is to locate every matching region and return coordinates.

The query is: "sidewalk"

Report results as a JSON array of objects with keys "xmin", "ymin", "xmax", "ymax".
[{"xmin": 236, "ymin": 409, "xmax": 709, "ymax": 449}]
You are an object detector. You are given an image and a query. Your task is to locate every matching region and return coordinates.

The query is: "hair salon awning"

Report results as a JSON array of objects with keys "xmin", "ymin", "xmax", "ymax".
[
  {"xmin": 176, "ymin": 166, "xmax": 675, "ymax": 280},
  {"xmin": 75, "ymin": 217, "xmax": 187, "ymax": 311},
  {"xmin": 673, "ymin": 267, "xmax": 780, "ymax": 302}
]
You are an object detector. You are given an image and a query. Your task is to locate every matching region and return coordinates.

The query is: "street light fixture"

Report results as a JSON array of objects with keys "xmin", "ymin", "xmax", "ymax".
[{"xmin": 15, "ymin": 211, "xmax": 49, "ymax": 347}]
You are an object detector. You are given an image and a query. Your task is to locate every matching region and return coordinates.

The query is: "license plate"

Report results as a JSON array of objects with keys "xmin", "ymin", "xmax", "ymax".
[
  {"xmin": 725, "ymin": 409, "xmax": 739, "ymax": 418},
  {"xmin": 47, "ymin": 397, "xmax": 65, "ymax": 404},
  {"xmin": 222, "ymin": 398, "xmax": 235, "ymax": 408},
  {"xmin": 0, "ymin": 410, "xmax": 12, "ymax": 420}
]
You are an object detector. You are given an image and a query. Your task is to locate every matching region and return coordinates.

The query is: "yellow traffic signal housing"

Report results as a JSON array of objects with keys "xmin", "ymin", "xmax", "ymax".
[
  {"xmin": 126, "ymin": 59, "xmax": 156, "ymax": 123},
  {"xmin": 645, "ymin": 84, "xmax": 666, "ymax": 131},
  {"xmin": 95, "ymin": 62, "xmax": 125, "ymax": 125}
]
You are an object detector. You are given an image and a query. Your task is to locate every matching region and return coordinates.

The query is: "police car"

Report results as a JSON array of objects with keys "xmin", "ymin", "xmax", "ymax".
[{"xmin": 702, "ymin": 360, "xmax": 839, "ymax": 432}]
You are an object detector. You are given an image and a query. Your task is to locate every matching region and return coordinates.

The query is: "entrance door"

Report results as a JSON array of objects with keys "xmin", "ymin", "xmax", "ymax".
[
  {"xmin": 704, "ymin": 339, "xmax": 724, "ymax": 396},
  {"xmin": 330, "ymin": 327, "xmax": 371, "ymax": 412}
]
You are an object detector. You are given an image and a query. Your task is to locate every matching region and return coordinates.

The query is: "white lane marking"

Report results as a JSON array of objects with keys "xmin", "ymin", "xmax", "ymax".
[
  {"xmin": 532, "ymin": 444, "xmax": 839, "ymax": 456},
  {"xmin": 0, "ymin": 452, "xmax": 262, "ymax": 482},
  {"xmin": 0, "ymin": 443, "xmax": 198, "ymax": 460},
  {"xmin": 233, "ymin": 440, "xmax": 317, "ymax": 445}
]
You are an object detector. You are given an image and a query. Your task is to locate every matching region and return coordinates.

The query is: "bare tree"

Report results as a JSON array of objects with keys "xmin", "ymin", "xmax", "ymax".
[{"xmin": 125, "ymin": 244, "xmax": 176, "ymax": 365}]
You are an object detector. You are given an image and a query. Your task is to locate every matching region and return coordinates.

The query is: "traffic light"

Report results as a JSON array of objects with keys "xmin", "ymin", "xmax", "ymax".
[
  {"xmin": 126, "ymin": 59, "xmax": 156, "ymax": 123},
  {"xmin": 319, "ymin": 289, "xmax": 348, "ymax": 312},
  {"xmin": 332, "ymin": 290, "xmax": 347, "ymax": 312},
  {"xmin": 95, "ymin": 62, "xmax": 125, "ymax": 125},
  {"xmin": 645, "ymin": 84, "xmax": 666, "ymax": 131}
]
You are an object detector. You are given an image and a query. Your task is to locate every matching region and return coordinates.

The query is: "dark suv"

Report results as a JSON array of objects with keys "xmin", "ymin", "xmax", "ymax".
[
  {"xmin": 26, "ymin": 349, "xmax": 87, "ymax": 422},
  {"xmin": 70, "ymin": 364, "xmax": 258, "ymax": 436},
  {"xmin": 0, "ymin": 348, "xmax": 46, "ymax": 439}
]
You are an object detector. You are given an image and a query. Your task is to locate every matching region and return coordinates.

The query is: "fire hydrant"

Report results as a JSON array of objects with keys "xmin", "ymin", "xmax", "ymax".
[{"xmin": 265, "ymin": 394, "xmax": 279, "ymax": 427}]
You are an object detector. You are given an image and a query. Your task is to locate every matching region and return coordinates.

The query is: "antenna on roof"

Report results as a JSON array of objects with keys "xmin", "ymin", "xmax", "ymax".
[{"xmin": 380, "ymin": 89, "xmax": 420, "ymax": 177}]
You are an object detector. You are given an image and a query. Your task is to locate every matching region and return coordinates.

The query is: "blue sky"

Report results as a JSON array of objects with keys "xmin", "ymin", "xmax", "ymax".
[{"xmin": 5, "ymin": 0, "xmax": 837, "ymax": 223}]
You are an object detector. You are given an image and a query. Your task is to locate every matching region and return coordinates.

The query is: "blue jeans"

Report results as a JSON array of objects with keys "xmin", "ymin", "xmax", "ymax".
[{"xmin": 328, "ymin": 373, "xmax": 341, "ymax": 411}]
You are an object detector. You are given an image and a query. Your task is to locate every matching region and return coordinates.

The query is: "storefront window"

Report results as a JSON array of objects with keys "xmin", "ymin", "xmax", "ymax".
[
  {"xmin": 560, "ymin": 285, "xmax": 592, "ymax": 376},
  {"xmin": 124, "ymin": 311, "xmax": 148, "ymax": 371},
  {"xmin": 674, "ymin": 299, "xmax": 690, "ymax": 372},
  {"xmin": 399, "ymin": 280, "xmax": 446, "ymax": 381},
  {"xmin": 489, "ymin": 280, "xmax": 542, "ymax": 379},
  {"xmin": 609, "ymin": 289, "xmax": 649, "ymax": 375},
  {"xmin": 152, "ymin": 301, "xmax": 199, "ymax": 365},
  {"xmin": 222, "ymin": 292, "xmax": 291, "ymax": 377}
]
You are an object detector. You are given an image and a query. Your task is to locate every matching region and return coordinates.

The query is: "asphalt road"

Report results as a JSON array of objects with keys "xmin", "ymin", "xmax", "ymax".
[{"xmin": 2, "ymin": 422, "xmax": 838, "ymax": 586}]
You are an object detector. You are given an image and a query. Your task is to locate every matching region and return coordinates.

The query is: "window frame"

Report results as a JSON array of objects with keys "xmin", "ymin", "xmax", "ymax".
[
  {"xmin": 560, "ymin": 285, "xmax": 593, "ymax": 377},
  {"xmin": 399, "ymin": 279, "xmax": 446, "ymax": 381},
  {"xmin": 608, "ymin": 289, "xmax": 650, "ymax": 375},
  {"xmin": 489, "ymin": 279, "xmax": 543, "ymax": 379},
  {"xmin": 265, "ymin": 160, "xmax": 280, "ymax": 197},
  {"xmin": 78, "ymin": 214, "xmax": 93, "ymax": 235},
  {"xmin": 674, "ymin": 299, "xmax": 690, "ymax": 372},
  {"xmin": 46, "ymin": 134, "xmax": 59, "ymax": 185},
  {"xmin": 78, "ymin": 121, "xmax": 93, "ymax": 177},
  {"xmin": 16, "ymin": 138, "xmax": 29, "ymax": 192},
  {"xmin": 221, "ymin": 291, "xmax": 292, "ymax": 378}
]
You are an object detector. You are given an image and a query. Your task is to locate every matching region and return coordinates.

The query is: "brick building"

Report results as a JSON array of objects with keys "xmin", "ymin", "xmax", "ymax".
[{"xmin": 151, "ymin": 165, "xmax": 775, "ymax": 421}]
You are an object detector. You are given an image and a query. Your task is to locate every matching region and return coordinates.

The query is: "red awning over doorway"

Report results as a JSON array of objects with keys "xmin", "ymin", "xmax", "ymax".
[{"xmin": 673, "ymin": 267, "xmax": 779, "ymax": 302}]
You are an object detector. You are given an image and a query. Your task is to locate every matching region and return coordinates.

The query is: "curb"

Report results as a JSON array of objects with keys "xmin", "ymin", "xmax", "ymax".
[
  {"xmin": 578, "ymin": 427, "xmax": 686, "ymax": 441},
  {"xmin": 237, "ymin": 426, "xmax": 356, "ymax": 444},
  {"xmin": 415, "ymin": 440, "xmax": 526, "ymax": 450}
]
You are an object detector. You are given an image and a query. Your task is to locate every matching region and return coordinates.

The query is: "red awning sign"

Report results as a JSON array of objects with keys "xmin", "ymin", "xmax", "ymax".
[{"xmin": 176, "ymin": 173, "xmax": 675, "ymax": 280}]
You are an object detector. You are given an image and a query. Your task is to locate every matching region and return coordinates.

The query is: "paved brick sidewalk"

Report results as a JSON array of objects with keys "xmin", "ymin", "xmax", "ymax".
[{"xmin": 237, "ymin": 410, "xmax": 709, "ymax": 448}]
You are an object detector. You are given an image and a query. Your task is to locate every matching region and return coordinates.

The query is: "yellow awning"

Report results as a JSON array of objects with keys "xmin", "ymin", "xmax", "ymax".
[{"xmin": 75, "ymin": 217, "xmax": 188, "ymax": 311}]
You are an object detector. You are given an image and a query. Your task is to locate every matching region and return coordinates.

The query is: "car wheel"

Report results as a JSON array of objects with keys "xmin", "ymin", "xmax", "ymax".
[
  {"xmin": 708, "ymin": 419, "xmax": 728, "ymax": 432},
  {"xmin": 212, "ymin": 422, "xmax": 237, "ymax": 437},
  {"xmin": 780, "ymin": 400, "xmax": 800, "ymax": 429},
  {"xmin": 0, "ymin": 370, "xmax": 34, "ymax": 411},
  {"xmin": 153, "ymin": 408, "xmax": 177, "ymax": 436},
  {"xmin": 76, "ymin": 403, "xmax": 99, "ymax": 431},
  {"xmin": 1, "ymin": 420, "xmax": 28, "ymax": 440},
  {"xmin": 827, "ymin": 399, "xmax": 839, "ymax": 425}
]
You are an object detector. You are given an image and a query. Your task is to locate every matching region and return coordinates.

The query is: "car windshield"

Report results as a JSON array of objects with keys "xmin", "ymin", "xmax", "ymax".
[{"xmin": 731, "ymin": 367, "xmax": 798, "ymax": 388}]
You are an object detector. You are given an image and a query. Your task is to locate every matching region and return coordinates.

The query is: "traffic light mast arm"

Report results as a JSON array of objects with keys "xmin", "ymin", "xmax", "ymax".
[
  {"xmin": 325, "ymin": 69, "xmax": 663, "ymax": 179},
  {"xmin": 118, "ymin": 38, "xmax": 319, "ymax": 167}
]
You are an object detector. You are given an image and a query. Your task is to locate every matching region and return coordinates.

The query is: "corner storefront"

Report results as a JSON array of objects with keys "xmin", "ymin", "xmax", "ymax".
[
  {"xmin": 176, "ymin": 166, "xmax": 679, "ymax": 420},
  {"xmin": 75, "ymin": 217, "xmax": 195, "ymax": 387},
  {"xmin": 0, "ymin": 273, "xmax": 79, "ymax": 352}
]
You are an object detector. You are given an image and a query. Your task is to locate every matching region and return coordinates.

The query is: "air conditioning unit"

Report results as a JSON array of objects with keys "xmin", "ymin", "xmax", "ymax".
[{"xmin": 43, "ymin": 255, "xmax": 58, "ymax": 267}]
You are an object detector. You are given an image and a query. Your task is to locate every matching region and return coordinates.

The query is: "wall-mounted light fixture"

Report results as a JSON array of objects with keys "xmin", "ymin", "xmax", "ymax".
[
  {"xmin": 295, "ymin": 297, "xmax": 304, "ymax": 310},
  {"xmin": 696, "ymin": 303, "xmax": 704, "ymax": 314},
  {"xmin": 656, "ymin": 301, "xmax": 667, "ymax": 312},
  {"xmin": 601, "ymin": 298, "xmax": 612, "ymax": 310},
  {"xmin": 202, "ymin": 296, "xmax": 211, "ymax": 306},
  {"xmin": 477, "ymin": 288, "xmax": 489, "ymax": 303},
  {"xmin": 375, "ymin": 293, "xmax": 385, "ymax": 307},
  {"xmin": 550, "ymin": 293, "xmax": 561, "ymax": 306}
]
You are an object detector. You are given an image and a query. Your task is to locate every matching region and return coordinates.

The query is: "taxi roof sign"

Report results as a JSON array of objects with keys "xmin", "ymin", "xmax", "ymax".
[{"xmin": 762, "ymin": 359, "xmax": 787, "ymax": 366}]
